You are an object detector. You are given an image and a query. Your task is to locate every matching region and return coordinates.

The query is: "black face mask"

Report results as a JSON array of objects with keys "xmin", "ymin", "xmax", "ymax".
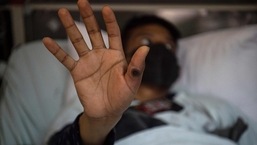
[{"xmin": 142, "ymin": 43, "xmax": 179, "ymax": 89}]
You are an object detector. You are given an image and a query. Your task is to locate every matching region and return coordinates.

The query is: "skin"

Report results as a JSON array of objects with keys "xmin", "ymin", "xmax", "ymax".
[
  {"xmin": 42, "ymin": 0, "xmax": 149, "ymax": 144},
  {"xmin": 124, "ymin": 24, "xmax": 176, "ymax": 102},
  {"xmin": 125, "ymin": 24, "xmax": 175, "ymax": 55}
]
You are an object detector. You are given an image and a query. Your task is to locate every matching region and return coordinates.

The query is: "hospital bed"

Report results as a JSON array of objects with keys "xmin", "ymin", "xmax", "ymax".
[{"xmin": 0, "ymin": 5, "xmax": 257, "ymax": 145}]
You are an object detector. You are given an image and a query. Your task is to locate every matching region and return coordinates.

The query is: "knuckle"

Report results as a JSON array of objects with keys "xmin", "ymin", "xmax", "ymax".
[{"xmin": 71, "ymin": 37, "xmax": 84, "ymax": 44}]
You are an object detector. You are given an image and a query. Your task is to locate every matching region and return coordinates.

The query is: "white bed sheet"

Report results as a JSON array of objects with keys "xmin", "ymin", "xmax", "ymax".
[
  {"xmin": 116, "ymin": 92, "xmax": 257, "ymax": 145},
  {"xmin": 154, "ymin": 93, "xmax": 257, "ymax": 145},
  {"xmin": 0, "ymin": 40, "xmax": 70, "ymax": 145},
  {"xmin": 115, "ymin": 126, "xmax": 236, "ymax": 145}
]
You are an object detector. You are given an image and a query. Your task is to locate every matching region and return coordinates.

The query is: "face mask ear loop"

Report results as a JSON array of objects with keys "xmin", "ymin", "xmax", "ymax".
[
  {"xmin": 141, "ymin": 38, "xmax": 152, "ymax": 46},
  {"xmin": 165, "ymin": 43, "xmax": 173, "ymax": 51}
]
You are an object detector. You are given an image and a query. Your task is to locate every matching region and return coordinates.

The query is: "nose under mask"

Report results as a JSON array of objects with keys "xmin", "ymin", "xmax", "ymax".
[{"xmin": 142, "ymin": 43, "xmax": 179, "ymax": 89}]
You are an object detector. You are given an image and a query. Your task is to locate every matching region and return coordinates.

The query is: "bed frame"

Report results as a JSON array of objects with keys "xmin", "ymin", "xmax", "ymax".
[{"xmin": 1, "ymin": 2, "xmax": 257, "ymax": 48}]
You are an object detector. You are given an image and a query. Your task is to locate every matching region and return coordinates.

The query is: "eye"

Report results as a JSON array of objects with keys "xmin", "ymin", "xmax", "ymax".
[{"xmin": 140, "ymin": 38, "xmax": 151, "ymax": 46}]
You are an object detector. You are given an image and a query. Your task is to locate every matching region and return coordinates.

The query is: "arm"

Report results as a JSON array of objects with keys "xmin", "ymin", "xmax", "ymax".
[
  {"xmin": 47, "ymin": 113, "xmax": 115, "ymax": 145},
  {"xmin": 43, "ymin": 0, "xmax": 149, "ymax": 144}
]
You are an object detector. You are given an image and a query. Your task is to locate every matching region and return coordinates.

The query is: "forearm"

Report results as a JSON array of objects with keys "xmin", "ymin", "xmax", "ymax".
[
  {"xmin": 47, "ymin": 113, "xmax": 116, "ymax": 145},
  {"xmin": 79, "ymin": 113, "xmax": 120, "ymax": 145}
]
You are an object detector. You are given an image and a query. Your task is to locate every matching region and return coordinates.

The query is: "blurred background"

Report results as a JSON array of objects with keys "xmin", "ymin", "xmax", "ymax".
[{"xmin": 0, "ymin": 0, "xmax": 257, "ymax": 63}]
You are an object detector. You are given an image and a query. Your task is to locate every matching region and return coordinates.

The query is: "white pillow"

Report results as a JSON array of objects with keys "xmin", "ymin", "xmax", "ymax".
[
  {"xmin": 0, "ymin": 40, "xmax": 69, "ymax": 145},
  {"xmin": 173, "ymin": 24, "xmax": 257, "ymax": 122}
]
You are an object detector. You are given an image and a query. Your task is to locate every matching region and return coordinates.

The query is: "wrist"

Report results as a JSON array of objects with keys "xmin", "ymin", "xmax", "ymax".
[{"xmin": 79, "ymin": 112, "xmax": 121, "ymax": 145}]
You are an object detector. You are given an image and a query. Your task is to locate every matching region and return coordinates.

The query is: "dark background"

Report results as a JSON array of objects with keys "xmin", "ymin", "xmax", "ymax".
[{"xmin": 0, "ymin": 0, "xmax": 257, "ymax": 62}]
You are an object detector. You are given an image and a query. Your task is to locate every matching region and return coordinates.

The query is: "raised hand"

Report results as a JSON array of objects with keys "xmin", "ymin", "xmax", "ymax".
[{"xmin": 43, "ymin": 0, "xmax": 148, "ymax": 144}]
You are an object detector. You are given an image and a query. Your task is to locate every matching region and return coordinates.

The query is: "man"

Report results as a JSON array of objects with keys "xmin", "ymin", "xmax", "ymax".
[
  {"xmin": 121, "ymin": 15, "xmax": 180, "ymax": 103},
  {"xmin": 108, "ymin": 14, "xmax": 182, "ymax": 141},
  {"xmin": 43, "ymin": 0, "xmax": 180, "ymax": 143},
  {"xmin": 43, "ymin": 0, "xmax": 250, "ymax": 144},
  {"xmin": 43, "ymin": 0, "xmax": 149, "ymax": 144}
]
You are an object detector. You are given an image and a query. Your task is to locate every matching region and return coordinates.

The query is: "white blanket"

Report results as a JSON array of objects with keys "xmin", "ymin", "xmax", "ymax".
[
  {"xmin": 116, "ymin": 93, "xmax": 257, "ymax": 145},
  {"xmin": 116, "ymin": 126, "xmax": 236, "ymax": 145}
]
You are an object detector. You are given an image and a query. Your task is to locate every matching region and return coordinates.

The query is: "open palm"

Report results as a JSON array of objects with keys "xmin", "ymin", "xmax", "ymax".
[{"xmin": 43, "ymin": 0, "xmax": 149, "ymax": 120}]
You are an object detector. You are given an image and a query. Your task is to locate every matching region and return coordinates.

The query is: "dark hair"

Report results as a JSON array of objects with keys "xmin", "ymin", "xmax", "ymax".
[{"xmin": 121, "ymin": 15, "xmax": 181, "ymax": 49}]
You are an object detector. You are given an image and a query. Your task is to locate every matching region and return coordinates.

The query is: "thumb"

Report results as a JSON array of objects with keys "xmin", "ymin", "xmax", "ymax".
[{"xmin": 125, "ymin": 46, "xmax": 149, "ymax": 93}]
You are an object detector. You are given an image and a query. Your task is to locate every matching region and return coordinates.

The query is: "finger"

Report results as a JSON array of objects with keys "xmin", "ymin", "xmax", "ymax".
[
  {"xmin": 43, "ymin": 37, "xmax": 77, "ymax": 71},
  {"xmin": 77, "ymin": 0, "xmax": 105, "ymax": 49},
  {"xmin": 58, "ymin": 8, "xmax": 89, "ymax": 57},
  {"xmin": 102, "ymin": 6, "xmax": 122, "ymax": 51},
  {"xmin": 125, "ymin": 46, "xmax": 149, "ymax": 92}
]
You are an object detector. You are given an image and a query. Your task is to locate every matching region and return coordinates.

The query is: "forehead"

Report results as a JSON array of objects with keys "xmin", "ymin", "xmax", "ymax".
[
  {"xmin": 125, "ymin": 24, "xmax": 174, "ymax": 54},
  {"xmin": 129, "ymin": 24, "xmax": 172, "ymax": 39}
]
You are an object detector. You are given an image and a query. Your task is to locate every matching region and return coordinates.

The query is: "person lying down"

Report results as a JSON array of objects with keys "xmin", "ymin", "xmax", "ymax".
[{"xmin": 43, "ymin": 0, "xmax": 257, "ymax": 145}]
